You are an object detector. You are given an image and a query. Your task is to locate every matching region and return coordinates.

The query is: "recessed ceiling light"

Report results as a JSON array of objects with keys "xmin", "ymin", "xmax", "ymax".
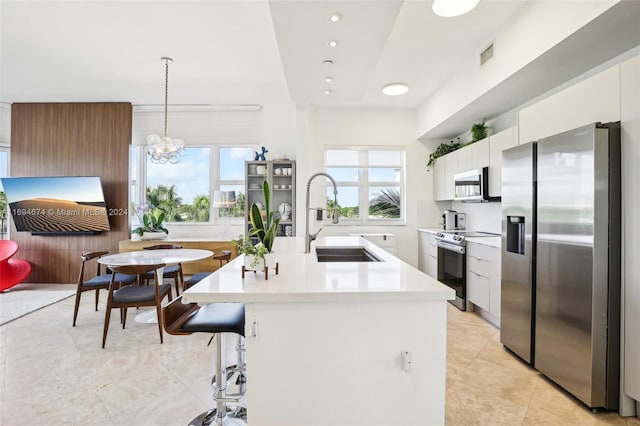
[
  {"xmin": 382, "ymin": 83, "xmax": 409, "ymax": 96},
  {"xmin": 328, "ymin": 40, "xmax": 338, "ymax": 48},
  {"xmin": 322, "ymin": 59, "xmax": 334, "ymax": 65},
  {"xmin": 329, "ymin": 13, "xmax": 341, "ymax": 23},
  {"xmin": 432, "ymin": 0, "xmax": 479, "ymax": 17},
  {"xmin": 324, "ymin": 89, "xmax": 332, "ymax": 95},
  {"xmin": 325, "ymin": 76, "xmax": 334, "ymax": 83}
]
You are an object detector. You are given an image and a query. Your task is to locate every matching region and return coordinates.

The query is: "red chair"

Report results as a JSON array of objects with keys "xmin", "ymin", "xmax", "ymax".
[{"xmin": 0, "ymin": 240, "xmax": 32, "ymax": 292}]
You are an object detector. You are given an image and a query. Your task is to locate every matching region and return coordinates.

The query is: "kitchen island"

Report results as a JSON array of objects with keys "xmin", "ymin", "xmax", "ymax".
[{"xmin": 183, "ymin": 236, "xmax": 454, "ymax": 426}]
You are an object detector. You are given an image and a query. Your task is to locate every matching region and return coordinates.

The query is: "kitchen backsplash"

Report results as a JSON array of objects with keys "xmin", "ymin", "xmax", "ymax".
[{"xmin": 452, "ymin": 201, "xmax": 502, "ymax": 234}]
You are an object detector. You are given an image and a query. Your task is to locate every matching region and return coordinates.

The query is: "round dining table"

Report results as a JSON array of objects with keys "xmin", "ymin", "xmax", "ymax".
[{"xmin": 98, "ymin": 249, "xmax": 213, "ymax": 323}]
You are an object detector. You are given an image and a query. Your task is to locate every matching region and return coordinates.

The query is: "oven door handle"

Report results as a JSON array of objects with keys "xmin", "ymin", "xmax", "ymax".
[{"xmin": 436, "ymin": 241, "xmax": 465, "ymax": 254}]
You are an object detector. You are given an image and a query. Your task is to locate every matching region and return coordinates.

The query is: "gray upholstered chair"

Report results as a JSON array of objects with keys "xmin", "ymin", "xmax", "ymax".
[
  {"xmin": 72, "ymin": 251, "xmax": 136, "ymax": 326},
  {"xmin": 102, "ymin": 263, "xmax": 172, "ymax": 348}
]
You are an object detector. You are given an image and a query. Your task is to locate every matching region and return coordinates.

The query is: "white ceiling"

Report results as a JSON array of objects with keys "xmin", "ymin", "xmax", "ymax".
[{"xmin": 1, "ymin": 0, "xmax": 639, "ymax": 138}]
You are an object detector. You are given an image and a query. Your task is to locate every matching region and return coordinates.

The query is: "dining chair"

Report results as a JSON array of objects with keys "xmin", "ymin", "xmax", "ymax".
[
  {"xmin": 102, "ymin": 263, "xmax": 172, "ymax": 348},
  {"xmin": 183, "ymin": 249, "xmax": 233, "ymax": 290},
  {"xmin": 72, "ymin": 251, "xmax": 137, "ymax": 326},
  {"xmin": 141, "ymin": 244, "xmax": 184, "ymax": 296}
]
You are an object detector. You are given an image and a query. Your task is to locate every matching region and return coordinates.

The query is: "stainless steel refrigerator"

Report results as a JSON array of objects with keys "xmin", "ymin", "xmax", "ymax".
[{"xmin": 500, "ymin": 122, "xmax": 621, "ymax": 410}]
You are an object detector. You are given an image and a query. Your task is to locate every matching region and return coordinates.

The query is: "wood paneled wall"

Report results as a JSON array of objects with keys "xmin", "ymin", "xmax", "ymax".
[{"xmin": 10, "ymin": 103, "xmax": 132, "ymax": 283}]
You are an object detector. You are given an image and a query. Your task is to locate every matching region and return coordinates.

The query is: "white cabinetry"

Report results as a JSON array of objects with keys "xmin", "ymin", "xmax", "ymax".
[
  {"xmin": 457, "ymin": 143, "xmax": 473, "ymax": 172},
  {"xmin": 456, "ymin": 137, "xmax": 490, "ymax": 173},
  {"xmin": 488, "ymin": 127, "xmax": 516, "ymax": 197},
  {"xmin": 466, "ymin": 241, "xmax": 501, "ymax": 326},
  {"xmin": 432, "ymin": 131, "xmax": 505, "ymax": 200},
  {"xmin": 433, "ymin": 157, "xmax": 446, "ymax": 201},
  {"xmin": 418, "ymin": 231, "xmax": 438, "ymax": 279},
  {"xmin": 443, "ymin": 153, "xmax": 458, "ymax": 200}
]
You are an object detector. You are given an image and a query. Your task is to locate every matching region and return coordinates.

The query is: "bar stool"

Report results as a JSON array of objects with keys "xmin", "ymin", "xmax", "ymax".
[
  {"xmin": 184, "ymin": 250, "xmax": 233, "ymax": 290},
  {"xmin": 163, "ymin": 296, "xmax": 246, "ymax": 426}
]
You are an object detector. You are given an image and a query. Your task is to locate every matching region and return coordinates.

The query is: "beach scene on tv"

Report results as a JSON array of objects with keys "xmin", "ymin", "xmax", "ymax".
[{"xmin": 0, "ymin": 176, "xmax": 111, "ymax": 234}]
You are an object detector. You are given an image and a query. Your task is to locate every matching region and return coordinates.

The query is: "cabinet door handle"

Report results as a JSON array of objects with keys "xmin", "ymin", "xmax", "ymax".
[
  {"xmin": 470, "ymin": 270, "xmax": 490, "ymax": 280},
  {"xmin": 428, "ymin": 255, "xmax": 437, "ymax": 259},
  {"xmin": 247, "ymin": 320, "xmax": 259, "ymax": 338}
]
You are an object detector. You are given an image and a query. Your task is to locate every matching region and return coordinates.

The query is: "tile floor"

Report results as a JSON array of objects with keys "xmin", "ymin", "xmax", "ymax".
[{"xmin": 1, "ymin": 284, "xmax": 638, "ymax": 425}]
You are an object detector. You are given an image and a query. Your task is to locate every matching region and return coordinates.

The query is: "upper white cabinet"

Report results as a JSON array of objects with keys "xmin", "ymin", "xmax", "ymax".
[
  {"xmin": 454, "ymin": 137, "xmax": 490, "ymax": 173},
  {"xmin": 488, "ymin": 127, "xmax": 516, "ymax": 197},
  {"xmin": 456, "ymin": 143, "xmax": 473, "ymax": 172},
  {"xmin": 443, "ymin": 152, "xmax": 458, "ymax": 200},
  {"xmin": 433, "ymin": 156, "xmax": 446, "ymax": 201},
  {"xmin": 432, "ymin": 128, "xmax": 513, "ymax": 200}
]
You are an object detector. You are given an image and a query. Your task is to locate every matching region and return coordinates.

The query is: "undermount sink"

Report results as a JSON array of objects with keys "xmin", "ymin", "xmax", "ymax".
[{"xmin": 315, "ymin": 247, "xmax": 383, "ymax": 262}]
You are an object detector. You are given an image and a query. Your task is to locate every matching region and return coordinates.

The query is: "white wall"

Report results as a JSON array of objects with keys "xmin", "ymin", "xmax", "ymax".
[
  {"xmin": 306, "ymin": 107, "xmax": 427, "ymax": 267},
  {"xmin": 0, "ymin": 103, "xmax": 10, "ymax": 146},
  {"xmin": 417, "ymin": 0, "xmax": 619, "ymax": 138},
  {"xmin": 451, "ymin": 201, "xmax": 501, "ymax": 235},
  {"xmin": 621, "ymin": 54, "xmax": 640, "ymax": 414}
]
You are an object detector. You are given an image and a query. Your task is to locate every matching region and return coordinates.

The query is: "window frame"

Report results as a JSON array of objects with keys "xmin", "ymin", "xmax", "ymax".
[
  {"xmin": 0, "ymin": 147, "xmax": 10, "ymax": 239},
  {"xmin": 324, "ymin": 146, "xmax": 406, "ymax": 226},
  {"xmin": 131, "ymin": 144, "xmax": 254, "ymax": 227}
]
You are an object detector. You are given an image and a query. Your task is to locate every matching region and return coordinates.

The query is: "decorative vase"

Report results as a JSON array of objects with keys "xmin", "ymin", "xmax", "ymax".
[
  {"xmin": 140, "ymin": 231, "xmax": 167, "ymax": 241},
  {"xmin": 242, "ymin": 252, "xmax": 278, "ymax": 280}
]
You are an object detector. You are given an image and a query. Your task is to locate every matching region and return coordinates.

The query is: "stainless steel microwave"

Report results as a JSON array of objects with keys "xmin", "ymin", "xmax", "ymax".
[{"xmin": 454, "ymin": 167, "xmax": 489, "ymax": 201}]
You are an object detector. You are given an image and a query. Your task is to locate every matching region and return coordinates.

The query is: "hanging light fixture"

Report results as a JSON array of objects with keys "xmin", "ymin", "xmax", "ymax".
[
  {"xmin": 147, "ymin": 57, "xmax": 185, "ymax": 164},
  {"xmin": 432, "ymin": 0, "xmax": 479, "ymax": 17}
]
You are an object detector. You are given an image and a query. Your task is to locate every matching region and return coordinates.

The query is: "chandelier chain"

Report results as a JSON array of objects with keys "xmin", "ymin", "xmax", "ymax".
[{"xmin": 164, "ymin": 58, "xmax": 169, "ymax": 140}]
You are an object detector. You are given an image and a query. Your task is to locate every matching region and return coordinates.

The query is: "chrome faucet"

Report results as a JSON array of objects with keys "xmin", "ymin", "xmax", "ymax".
[{"xmin": 305, "ymin": 172, "xmax": 339, "ymax": 253}]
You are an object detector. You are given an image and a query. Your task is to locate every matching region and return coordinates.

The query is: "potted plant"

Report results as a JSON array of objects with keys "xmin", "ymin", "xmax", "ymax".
[
  {"xmin": 427, "ymin": 139, "xmax": 461, "ymax": 170},
  {"xmin": 235, "ymin": 180, "xmax": 281, "ymax": 278},
  {"xmin": 470, "ymin": 121, "xmax": 489, "ymax": 142},
  {"xmin": 131, "ymin": 203, "xmax": 169, "ymax": 240},
  {"xmin": 234, "ymin": 234, "xmax": 268, "ymax": 269}
]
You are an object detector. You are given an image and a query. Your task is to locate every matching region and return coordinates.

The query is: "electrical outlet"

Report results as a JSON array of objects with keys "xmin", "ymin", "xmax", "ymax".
[{"xmin": 316, "ymin": 209, "xmax": 323, "ymax": 221}]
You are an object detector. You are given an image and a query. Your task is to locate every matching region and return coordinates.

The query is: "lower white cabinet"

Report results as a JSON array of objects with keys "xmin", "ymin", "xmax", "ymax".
[
  {"xmin": 418, "ymin": 231, "xmax": 438, "ymax": 279},
  {"xmin": 466, "ymin": 242, "xmax": 501, "ymax": 326}
]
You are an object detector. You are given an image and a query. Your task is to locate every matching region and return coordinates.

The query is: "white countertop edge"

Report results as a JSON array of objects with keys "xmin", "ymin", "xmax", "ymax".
[
  {"xmin": 183, "ymin": 290, "xmax": 455, "ymax": 305},
  {"xmin": 465, "ymin": 236, "xmax": 501, "ymax": 248},
  {"xmin": 182, "ymin": 236, "xmax": 455, "ymax": 304}
]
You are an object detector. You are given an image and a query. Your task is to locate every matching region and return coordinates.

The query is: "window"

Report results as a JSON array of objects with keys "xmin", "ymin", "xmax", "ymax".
[
  {"xmin": 0, "ymin": 149, "xmax": 8, "ymax": 239},
  {"xmin": 131, "ymin": 145, "xmax": 254, "ymax": 227},
  {"xmin": 325, "ymin": 148, "xmax": 405, "ymax": 225},
  {"xmin": 147, "ymin": 147, "xmax": 211, "ymax": 222},
  {"xmin": 217, "ymin": 146, "xmax": 253, "ymax": 219}
]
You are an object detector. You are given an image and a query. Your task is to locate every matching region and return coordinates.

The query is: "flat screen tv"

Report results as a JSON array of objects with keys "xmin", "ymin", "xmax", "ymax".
[{"xmin": 0, "ymin": 176, "xmax": 111, "ymax": 235}]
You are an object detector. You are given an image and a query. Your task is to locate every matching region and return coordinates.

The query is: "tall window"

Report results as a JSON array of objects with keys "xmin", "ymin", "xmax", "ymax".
[
  {"xmin": 217, "ymin": 146, "xmax": 253, "ymax": 219},
  {"xmin": 325, "ymin": 148, "xmax": 405, "ymax": 225},
  {"xmin": 147, "ymin": 147, "xmax": 211, "ymax": 222}
]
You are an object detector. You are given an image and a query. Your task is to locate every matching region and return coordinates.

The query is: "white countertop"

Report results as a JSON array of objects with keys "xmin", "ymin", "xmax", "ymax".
[
  {"xmin": 182, "ymin": 236, "xmax": 455, "ymax": 304},
  {"xmin": 466, "ymin": 236, "xmax": 501, "ymax": 248},
  {"xmin": 418, "ymin": 228, "xmax": 502, "ymax": 248}
]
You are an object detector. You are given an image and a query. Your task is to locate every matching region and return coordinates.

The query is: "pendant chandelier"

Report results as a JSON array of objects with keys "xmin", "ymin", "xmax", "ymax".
[{"xmin": 147, "ymin": 57, "xmax": 185, "ymax": 164}]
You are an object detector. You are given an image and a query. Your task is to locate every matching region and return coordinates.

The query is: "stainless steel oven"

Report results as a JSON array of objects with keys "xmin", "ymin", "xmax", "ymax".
[
  {"xmin": 435, "ymin": 231, "xmax": 499, "ymax": 311},
  {"xmin": 437, "ymin": 239, "xmax": 467, "ymax": 311}
]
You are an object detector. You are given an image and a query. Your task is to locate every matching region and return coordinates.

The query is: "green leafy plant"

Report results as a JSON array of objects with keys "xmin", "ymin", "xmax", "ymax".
[
  {"xmin": 249, "ymin": 180, "xmax": 280, "ymax": 253},
  {"xmin": 131, "ymin": 203, "xmax": 169, "ymax": 236},
  {"xmin": 427, "ymin": 140, "xmax": 461, "ymax": 170},
  {"xmin": 233, "ymin": 234, "xmax": 268, "ymax": 268},
  {"xmin": 471, "ymin": 122, "xmax": 489, "ymax": 142}
]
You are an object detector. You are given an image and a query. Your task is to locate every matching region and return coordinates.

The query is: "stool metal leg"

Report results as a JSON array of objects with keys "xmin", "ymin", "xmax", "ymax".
[{"xmin": 189, "ymin": 334, "xmax": 246, "ymax": 426}]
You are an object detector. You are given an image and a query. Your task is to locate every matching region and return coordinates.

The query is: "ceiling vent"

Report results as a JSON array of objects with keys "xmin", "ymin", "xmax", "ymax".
[{"xmin": 480, "ymin": 43, "xmax": 494, "ymax": 66}]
